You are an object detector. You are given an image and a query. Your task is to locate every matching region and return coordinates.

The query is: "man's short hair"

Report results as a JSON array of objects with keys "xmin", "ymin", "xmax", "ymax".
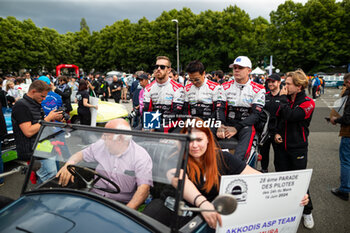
[
  {"xmin": 215, "ymin": 70, "xmax": 224, "ymax": 79},
  {"xmin": 28, "ymin": 80, "xmax": 51, "ymax": 92},
  {"xmin": 170, "ymin": 68, "xmax": 177, "ymax": 76},
  {"xmin": 135, "ymin": 70, "xmax": 144, "ymax": 78},
  {"xmin": 286, "ymin": 69, "xmax": 309, "ymax": 90},
  {"xmin": 185, "ymin": 60, "xmax": 205, "ymax": 75},
  {"xmin": 58, "ymin": 76, "xmax": 68, "ymax": 84},
  {"xmin": 156, "ymin": 56, "xmax": 171, "ymax": 67},
  {"xmin": 343, "ymin": 73, "xmax": 350, "ymax": 82}
]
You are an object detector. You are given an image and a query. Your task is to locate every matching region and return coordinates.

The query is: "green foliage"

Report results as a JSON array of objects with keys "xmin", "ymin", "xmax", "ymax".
[
  {"xmin": 268, "ymin": 0, "xmax": 348, "ymax": 73},
  {"xmin": 80, "ymin": 18, "xmax": 90, "ymax": 34},
  {"xmin": 1, "ymin": 0, "xmax": 349, "ymax": 75}
]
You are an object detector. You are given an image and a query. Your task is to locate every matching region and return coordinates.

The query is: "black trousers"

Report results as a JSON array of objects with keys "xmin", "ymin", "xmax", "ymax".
[
  {"xmin": 275, "ymin": 147, "xmax": 313, "ymax": 214},
  {"xmin": 112, "ymin": 94, "xmax": 121, "ymax": 103},
  {"xmin": 259, "ymin": 136, "xmax": 282, "ymax": 171},
  {"xmin": 78, "ymin": 109, "xmax": 91, "ymax": 126},
  {"xmin": 100, "ymin": 93, "xmax": 109, "ymax": 101}
]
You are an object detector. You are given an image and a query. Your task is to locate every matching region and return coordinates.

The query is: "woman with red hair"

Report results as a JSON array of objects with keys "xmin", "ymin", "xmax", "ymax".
[
  {"xmin": 171, "ymin": 119, "xmax": 260, "ymax": 228},
  {"xmin": 143, "ymin": 118, "xmax": 308, "ymax": 229},
  {"xmin": 143, "ymin": 118, "xmax": 259, "ymax": 227}
]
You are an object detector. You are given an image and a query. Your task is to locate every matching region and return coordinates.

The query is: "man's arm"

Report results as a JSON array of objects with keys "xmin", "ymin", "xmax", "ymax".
[
  {"xmin": 126, "ymin": 184, "xmax": 150, "ymax": 210},
  {"xmin": 334, "ymin": 97, "xmax": 350, "ymax": 125},
  {"xmin": 171, "ymin": 86, "xmax": 185, "ymax": 115},
  {"xmin": 19, "ymin": 110, "xmax": 63, "ymax": 138},
  {"xmin": 143, "ymin": 88, "xmax": 152, "ymax": 112},
  {"xmin": 56, "ymin": 151, "xmax": 84, "ymax": 186},
  {"xmin": 54, "ymin": 86, "xmax": 71, "ymax": 99}
]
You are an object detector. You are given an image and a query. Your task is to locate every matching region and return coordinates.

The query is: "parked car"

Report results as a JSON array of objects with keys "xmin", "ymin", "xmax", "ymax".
[
  {"xmin": 0, "ymin": 121, "xmax": 235, "ymax": 232},
  {"xmin": 69, "ymin": 100, "xmax": 129, "ymax": 125},
  {"xmin": 1, "ymin": 108, "xmax": 17, "ymax": 163}
]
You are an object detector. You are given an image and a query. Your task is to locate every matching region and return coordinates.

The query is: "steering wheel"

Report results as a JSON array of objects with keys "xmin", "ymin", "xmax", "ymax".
[{"xmin": 67, "ymin": 164, "xmax": 121, "ymax": 194}]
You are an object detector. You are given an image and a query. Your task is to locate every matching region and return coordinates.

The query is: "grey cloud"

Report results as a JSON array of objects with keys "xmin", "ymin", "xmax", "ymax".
[{"xmin": 0, "ymin": 0, "xmax": 309, "ymax": 34}]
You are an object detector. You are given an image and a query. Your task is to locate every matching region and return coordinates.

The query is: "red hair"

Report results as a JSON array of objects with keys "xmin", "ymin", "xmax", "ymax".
[{"xmin": 181, "ymin": 118, "xmax": 224, "ymax": 193}]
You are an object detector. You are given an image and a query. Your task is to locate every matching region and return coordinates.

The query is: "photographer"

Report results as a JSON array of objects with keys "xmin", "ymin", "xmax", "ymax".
[{"xmin": 11, "ymin": 79, "xmax": 63, "ymax": 182}]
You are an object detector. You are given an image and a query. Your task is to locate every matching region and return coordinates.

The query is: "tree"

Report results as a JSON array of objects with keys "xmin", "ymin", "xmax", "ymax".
[{"xmin": 80, "ymin": 18, "xmax": 90, "ymax": 34}]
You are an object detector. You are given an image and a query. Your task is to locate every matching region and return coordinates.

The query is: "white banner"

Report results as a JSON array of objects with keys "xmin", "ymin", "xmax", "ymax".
[
  {"xmin": 217, "ymin": 169, "xmax": 312, "ymax": 233},
  {"xmin": 89, "ymin": 96, "xmax": 99, "ymax": 127}
]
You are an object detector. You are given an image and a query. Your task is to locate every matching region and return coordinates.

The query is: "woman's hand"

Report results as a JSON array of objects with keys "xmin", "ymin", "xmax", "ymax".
[
  {"xmin": 274, "ymin": 134, "xmax": 283, "ymax": 144},
  {"xmin": 300, "ymin": 194, "xmax": 309, "ymax": 206},
  {"xmin": 200, "ymin": 201, "xmax": 222, "ymax": 229}
]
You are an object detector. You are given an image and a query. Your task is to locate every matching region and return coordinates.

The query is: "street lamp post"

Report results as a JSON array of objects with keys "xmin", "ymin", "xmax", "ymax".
[{"xmin": 171, "ymin": 19, "xmax": 180, "ymax": 74}]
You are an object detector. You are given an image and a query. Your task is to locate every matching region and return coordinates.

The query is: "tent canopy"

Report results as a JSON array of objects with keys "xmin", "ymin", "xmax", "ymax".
[
  {"xmin": 265, "ymin": 65, "xmax": 275, "ymax": 70},
  {"xmin": 251, "ymin": 67, "xmax": 266, "ymax": 75},
  {"xmin": 106, "ymin": 71, "xmax": 122, "ymax": 76}
]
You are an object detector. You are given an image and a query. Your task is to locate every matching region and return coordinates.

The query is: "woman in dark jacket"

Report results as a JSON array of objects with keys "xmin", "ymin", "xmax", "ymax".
[
  {"xmin": 54, "ymin": 76, "xmax": 72, "ymax": 113},
  {"xmin": 76, "ymin": 80, "xmax": 98, "ymax": 125}
]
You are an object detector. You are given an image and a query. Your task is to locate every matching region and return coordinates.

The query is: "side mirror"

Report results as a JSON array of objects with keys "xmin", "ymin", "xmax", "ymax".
[
  {"xmin": 212, "ymin": 194, "xmax": 237, "ymax": 215},
  {"xmin": 178, "ymin": 194, "xmax": 237, "ymax": 216}
]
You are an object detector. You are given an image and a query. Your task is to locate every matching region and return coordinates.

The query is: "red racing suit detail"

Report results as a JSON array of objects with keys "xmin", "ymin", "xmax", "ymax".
[
  {"xmin": 143, "ymin": 79, "xmax": 184, "ymax": 117},
  {"xmin": 277, "ymin": 91, "xmax": 315, "ymax": 150},
  {"xmin": 183, "ymin": 78, "xmax": 224, "ymax": 120},
  {"xmin": 218, "ymin": 79, "xmax": 266, "ymax": 131}
]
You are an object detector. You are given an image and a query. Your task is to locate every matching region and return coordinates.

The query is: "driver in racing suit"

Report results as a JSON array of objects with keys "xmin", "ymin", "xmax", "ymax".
[
  {"xmin": 143, "ymin": 56, "xmax": 184, "ymax": 132},
  {"xmin": 217, "ymin": 56, "xmax": 266, "ymax": 161},
  {"xmin": 183, "ymin": 60, "xmax": 224, "ymax": 123}
]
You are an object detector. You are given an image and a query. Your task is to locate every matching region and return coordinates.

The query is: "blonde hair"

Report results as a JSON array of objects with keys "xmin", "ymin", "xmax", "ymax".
[
  {"xmin": 286, "ymin": 69, "xmax": 309, "ymax": 90},
  {"xmin": 5, "ymin": 81, "xmax": 14, "ymax": 91},
  {"xmin": 156, "ymin": 56, "xmax": 171, "ymax": 67}
]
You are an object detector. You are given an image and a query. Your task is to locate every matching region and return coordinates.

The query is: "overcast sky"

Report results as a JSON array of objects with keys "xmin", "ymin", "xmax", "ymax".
[{"xmin": 0, "ymin": 0, "xmax": 311, "ymax": 34}]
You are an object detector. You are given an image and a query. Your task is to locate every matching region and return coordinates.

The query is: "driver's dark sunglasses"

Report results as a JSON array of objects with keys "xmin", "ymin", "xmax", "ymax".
[{"xmin": 153, "ymin": 65, "xmax": 169, "ymax": 70}]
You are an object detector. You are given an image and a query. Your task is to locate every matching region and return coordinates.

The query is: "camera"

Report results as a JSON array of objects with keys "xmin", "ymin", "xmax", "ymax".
[
  {"xmin": 129, "ymin": 110, "xmax": 137, "ymax": 118},
  {"xmin": 56, "ymin": 107, "xmax": 70, "ymax": 121}
]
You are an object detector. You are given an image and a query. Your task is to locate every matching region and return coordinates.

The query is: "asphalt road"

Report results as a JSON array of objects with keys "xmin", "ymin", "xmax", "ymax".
[{"xmin": 1, "ymin": 89, "xmax": 349, "ymax": 233}]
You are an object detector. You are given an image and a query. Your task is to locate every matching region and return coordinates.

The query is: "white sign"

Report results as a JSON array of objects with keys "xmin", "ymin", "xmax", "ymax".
[
  {"xmin": 89, "ymin": 96, "xmax": 99, "ymax": 127},
  {"xmin": 217, "ymin": 169, "xmax": 312, "ymax": 233}
]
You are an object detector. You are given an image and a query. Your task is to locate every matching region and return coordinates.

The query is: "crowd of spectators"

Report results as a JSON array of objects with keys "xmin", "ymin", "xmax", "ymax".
[{"xmin": 0, "ymin": 60, "xmax": 348, "ymax": 230}]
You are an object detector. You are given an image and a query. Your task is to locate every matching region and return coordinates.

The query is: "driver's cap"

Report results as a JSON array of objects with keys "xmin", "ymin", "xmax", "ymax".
[{"xmin": 230, "ymin": 56, "xmax": 252, "ymax": 69}]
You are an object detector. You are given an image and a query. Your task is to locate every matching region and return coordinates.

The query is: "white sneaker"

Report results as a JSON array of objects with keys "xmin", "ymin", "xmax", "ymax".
[{"xmin": 303, "ymin": 213, "xmax": 314, "ymax": 229}]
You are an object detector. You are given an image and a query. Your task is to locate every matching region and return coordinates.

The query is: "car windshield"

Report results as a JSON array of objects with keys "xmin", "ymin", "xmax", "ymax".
[{"xmin": 23, "ymin": 122, "xmax": 188, "ymax": 205}]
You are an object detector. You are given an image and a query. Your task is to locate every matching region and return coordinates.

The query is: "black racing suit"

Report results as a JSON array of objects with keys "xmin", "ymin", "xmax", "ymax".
[
  {"xmin": 276, "ymin": 90, "xmax": 315, "ymax": 214},
  {"xmin": 218, "ymin": 79, "xmax": 265, "ymax": 161},
  {"xmin": 260, "ymin": 90, "xmax": 284, "ymax": 171}
]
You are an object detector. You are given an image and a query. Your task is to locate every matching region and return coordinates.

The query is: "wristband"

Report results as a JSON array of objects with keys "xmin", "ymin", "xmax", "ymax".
[
  {"xmin": 198, "ymin": 199, "xmax": 208, "ymax": 208},
  {"xmin": 193, "ymin": 194, "xmax": 203, "ymax": 206}
]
